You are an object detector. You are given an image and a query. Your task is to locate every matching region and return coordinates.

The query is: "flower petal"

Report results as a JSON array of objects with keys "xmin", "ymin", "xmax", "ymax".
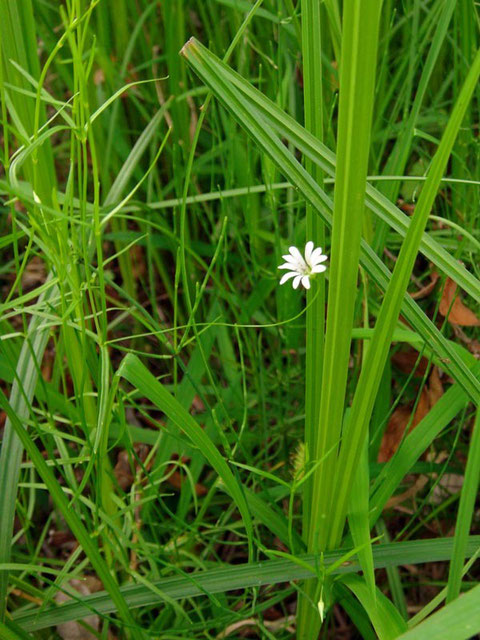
[
  {"xmin": 304, "ymin": 241, "xmax": 314, "ymax": 265},
  {"xmin": 311, "ymin": 264, "xmax": 327, "ymax": 273},
  {"xmin": 310, "ymin": 247, "xmax": 326, "ymax": 264},
  {"xmin": 292, "ymin": 275, "xmax": 302, "ymax": 289},
  {"xmin": 282, "ymin": 254, "xmax": 299, "ymax": 263},
  {"xmin": 301, "ymin": 275, "xmax": 311, "ymax": 289},
  {"xmin": 279, "ymin": 271, "xmax": 298, "ymax": 284},
  {"xmin": 278, "ymin": 262, "xmax": 298, "ymax": 270},
  {"xmin": 289, "ymin": 246, "xmax": 306, "ymax": 268}
]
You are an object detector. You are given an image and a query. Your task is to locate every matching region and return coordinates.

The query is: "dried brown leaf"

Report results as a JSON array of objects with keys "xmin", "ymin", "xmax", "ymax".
[
  {"xmin": 114, "ymin": 444, "xmax": 149, "ymax": 491},
  {"xmin": 439, "ymin": 277, "xmax": 480, "ymax": 326},
  {"xmin": 379, "ymin": 368, "xmax": 443, "ymax": 463},
  {"xmin": 392, "ymin": 349, "xmax": 429, "ymax": 378},
  {"xmin": 167, "ymin": 469, "xmax": 208, "ymax": 496},
  {"xmin": 22, "ymin": 256, "xmax": 46, "ymax": 289},
  {"xmin": 56, "ymin": 579, "xmax": 100, "ymax": 639}
]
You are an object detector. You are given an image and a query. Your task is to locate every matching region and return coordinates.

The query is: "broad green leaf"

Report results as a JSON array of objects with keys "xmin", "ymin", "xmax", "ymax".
[
  {"xmin": 397, "ymin": 582, "xmax": 480, "ymax": 640},
  {"xmin": 339, "ymin": 574, "xmax": 407, "ymax": 639}
]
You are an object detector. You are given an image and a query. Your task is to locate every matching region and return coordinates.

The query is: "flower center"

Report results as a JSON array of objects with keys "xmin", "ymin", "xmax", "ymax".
[{"xmin": 298, "ymin": 262, "xmax": 310, "ymax": 275}]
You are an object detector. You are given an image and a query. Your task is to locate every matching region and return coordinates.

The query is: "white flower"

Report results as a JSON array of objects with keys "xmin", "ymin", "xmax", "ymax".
[{"xmin": 278, "ymin": 241, "xmax": 328, "ymax": 290}]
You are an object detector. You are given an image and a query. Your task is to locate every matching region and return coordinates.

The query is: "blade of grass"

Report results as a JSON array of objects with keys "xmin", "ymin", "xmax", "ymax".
[
  {"xmin": 0, "ymin": 619, "xmax": 31, "ymax": 640},
  {"xmin": 0, "ymin": 285, "xmax": 57, "ymax": 619},
  {"xmin": 13, "ymin": 536, "xmax": 480, "ymax": 633},
  {"xmin": 409, "ymin": 547, "xmax": 480, "ymax": 627},
  {"xmin": 303, "ymin": 1, "xmax": 383, "ymax": 555},
  {"xmin": 301, "ymin": 0, "xmax": 325, "ymax": 537},
  {"xmin": 301, "ymin": 1, "xmax": 382, "ymax": 632},
  {"xmin": 347, "ymin": 439, "xmax": 376, "ymax": 600},
  {"xmin": 375, "ymin": 519, "xmax": 408, "ymax": 620},
  {"xmin": 297, "ymin": 0, "xmax": 326, "ymax": 629},
  {"xmin": 445, "ymin": 409, "xmax": 480, "ymax": 602}
]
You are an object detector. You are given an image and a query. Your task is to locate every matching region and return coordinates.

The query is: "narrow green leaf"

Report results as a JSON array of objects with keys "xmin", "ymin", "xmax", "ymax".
[
  {"xmin": 0, "ymin": 285, "xmax": 57, "ymax": 619},
  {"xmin": 117, "ymin": 353, "xmax": 254, "ymax": 558},
  {"xmin": 302, "ymin": 0, "xmax": 325, "ymax": 533},
  {"xmin": 446, "ymin": 410, "xmax": 480, "ymax": 602},
  {"xmin": 0, "ymin": 619, "xmax": 31, "ymax": 640},
  {"xmin": 14, "ymin": 537, "xmax": 480, "ymax": 633},
  {"xmin": 348, "ymin": 440, "xmax": 376, "ymax": 600}
]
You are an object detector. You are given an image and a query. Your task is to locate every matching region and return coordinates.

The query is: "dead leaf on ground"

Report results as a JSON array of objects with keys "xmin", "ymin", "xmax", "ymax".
[
  {"xmin": 469, "ymin": 340, "xmax": 480, "ymax": 358},
  {"xmin": 378, "ymin": 367, "xmax": 444, "ymax": 463},
  {"xmin": 131, "ymin": 244, "xmax": 146, "ymax": 279},
  {"xmin": 385, "ymin": 475, "xmax": 430, "ymax": 509},
  {"xmin": 392, "ymin": 349, "xmax": 429, "ymax": 378},
  {"xmin": 439, "ymin": 277, "xmax": 480, "ymax": 326},
  {"xmin": 22, "ymin": 256, "xmax": 46, "ymax": 289},
  {"xmin": 430, "ymin": 473, "xmax": 464, "ymax": 505},
  {"xmin": 426, "ymin": 366, "xmax": 443, "ymax": 405},
  {"xmin": 167, "ymin": 468, "xmax": 208, "ymax": 496},
  {"xmin": 56, "ymin": 579, "xmax": 102, "ymax": 639},
  {"xmin": 114, "ymin": 443, "xmax": 150, "ymax": 491}
]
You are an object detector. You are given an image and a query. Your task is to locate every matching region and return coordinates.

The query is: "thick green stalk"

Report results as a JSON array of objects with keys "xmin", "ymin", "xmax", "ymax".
[
  {"xmin": 302, "ymin": 0, "xmax": 324, "ymax": 542},
  {"xmin": 307, "ymin": 0, "xmax": 382, "ymax": 556},
  {"xmin": 298, "ymin": 0, "xmax": 325, "ymax": 634}
]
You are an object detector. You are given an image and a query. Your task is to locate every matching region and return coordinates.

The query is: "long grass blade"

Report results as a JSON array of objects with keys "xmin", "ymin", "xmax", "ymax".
[
  {"xmin": 182, "ymin": 40, "xmax": 480, "ymax": 305},
  {"xmin": 339, "ymin": 574, "xmax": 407, "ymax": 639},
  {"xmin": 308, "ymin": 0, "xmax": 382, "ymax": 555},
  {"xmin": 445, "ymin": 409, "xmax": 480, "ymax": 602},
  {"xmin": 13, "ymin": 536, "xmax": 480, "ymax": 633},
  {"xmin": 180, "ymin": 38, "xmax": 480, "ymax": 403}
]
